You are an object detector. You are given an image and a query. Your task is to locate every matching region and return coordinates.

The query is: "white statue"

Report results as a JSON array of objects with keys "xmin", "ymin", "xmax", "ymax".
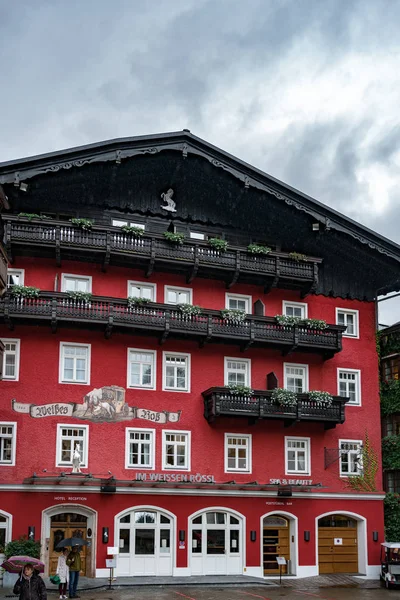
[
  {"xmin": 160, "ymin": 188, "xmax": 176, "ymax": 212},
  {"xmin": 72, "ymin": 444, "xmax": 82, "ymax": 473}
]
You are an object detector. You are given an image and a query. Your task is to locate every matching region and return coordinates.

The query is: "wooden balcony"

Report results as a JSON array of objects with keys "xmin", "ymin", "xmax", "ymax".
[
  {"xmin": 0, "ymin": 292, "xmax": 344, "ymax": 357},
  {"xmin": 203, "ymin": 387, "xmax": 348, "ymax": 429},
  {"xmin": 0, "ymin": 243, "xmax": 7, "ymax": 296},
  {"xmin": 3, "ymin": 216, "xmax": 321, "ymax": 293}
]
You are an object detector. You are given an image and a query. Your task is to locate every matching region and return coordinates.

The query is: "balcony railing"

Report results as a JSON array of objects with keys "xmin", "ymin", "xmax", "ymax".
[
  {"xmin": 0, "ymin": 243, "xmax": 7, "ymax": 295},
  {"xmin": 3, "ymin": 216, "xmax": 321, "ymax": 292},
  {"xmin": 0, "ymin": 292, "xmax": 344, "ymax": 356},
  {"xmin": 203, "ymin": 387, "xmax": 348, "ymax": 429}
]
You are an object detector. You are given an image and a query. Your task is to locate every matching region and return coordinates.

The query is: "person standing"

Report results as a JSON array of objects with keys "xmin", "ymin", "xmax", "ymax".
[
  {"xmin": 66, "ymin": 546, "xmax": 81, "ymax": 598},
  {"xmin": 56, "ymin": 548, "xmax": 69, "ymax": 599},
  {"xmin": 13, "ymin": 564, "xmax": 47, "ymax": 600}
]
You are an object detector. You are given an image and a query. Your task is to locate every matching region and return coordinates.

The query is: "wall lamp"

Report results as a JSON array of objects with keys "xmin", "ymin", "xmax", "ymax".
[
  {"xmin": 373, "ymin": 531, "xmax": 379, "ymax": 542},
  {"xmin": 304, "ymin": 530, "xmax": 310, "ymax": 542},
  {"xmin": 179, "ymin": 530, "xmax": 185, "ymax": 542},
  {"xmin": 250, "ymin": 530, "xmax": 257, "ymax": 542},
  {"xmin": 28, "ymin": 526, "xmax": 35, "ymax": 541},
  {"xmin": 102, "ymin": 527, "xmax": 109, "ymax": 544}
]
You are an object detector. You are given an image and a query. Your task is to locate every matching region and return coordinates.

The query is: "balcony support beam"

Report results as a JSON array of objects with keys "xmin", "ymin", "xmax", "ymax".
[
  {"xmin": 187, "ymin": 246, "xmax": 199, "ymax": 284},
  {"xmin": 227, "ymin": 250, "xmax": 241, "ymax": 289},
  {"xmin": 146, "ymin": 238, "xmax": 156, "ymax": 278},
  {"xmin": 55, "ymin": 226, "xmax": 61, "ymax": 267},
  {"xmin": 105, "ymin": 308, "xmax": 114, "ymax": 339},
  {"xmin": 51, "ymin": 297, "xmax": 58, "ymax": 333},
  {"xmin": 160, "ymin": 311, "xmax": 170, "ymax": 345},
  {"xmin": 102, "ymin": 231, "xmax": 111, "ymax": 272}
]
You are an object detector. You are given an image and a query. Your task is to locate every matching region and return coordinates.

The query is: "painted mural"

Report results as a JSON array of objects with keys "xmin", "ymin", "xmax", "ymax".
[{"xmin": 12, "ymin": 385, "xmax": 181, "ymax": 424}]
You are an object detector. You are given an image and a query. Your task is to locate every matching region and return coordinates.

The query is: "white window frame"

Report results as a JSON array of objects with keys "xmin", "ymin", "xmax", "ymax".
[
  {"xmin": 56, "ymin": 424, "xmax": 89, "ymax": 468},
  {"xmin": 59, "ymin": 342, "xmax": 91, "ymax": 385},
  {"xmin": 225, "ymin": 293, "xmax": 252, "ymax": 313},
  {"xmin": 336, "ymin": 308, "xmax": 359, "ymax": 338},
  {"xmin": 224, "ymin": 433, "xmax": 252, "ymax": 473},
  {"xmin": 127, "ymin": 280, "xmax": 156, "ymax": 301},
  {"xmin": 125, "ymin": 427, "xmax": 155, "ymax": 470},
  {"xmin": 162, "ymin": 430, "xmax": 191, "ymax": 471},
  {"xmin": 162, "ymin": 351, "xmax": 191, "ymax": 393},
  {"xmin": 337, "ymin": 368, "xmax": 361, "ymax": 406},
  {"xmin": 127, "ymin": 348, "xmax": 156, "ymax": 390},
  {"xmin": 282, "ymin": 301, "xmax": 308, "ymax": 319},
  {"xmin": 224, "ymin": 357, "xmax": 251, "ymax": 387},
  {"xmin": 112, "ymin": 219, "xmax": 145, "ymax": 230},
  {"xmin": 1, "ymin": 338, "xmax": 20, "ymax": 381},
  {"xmin": 284, "ymin": 363, "xmax": 309, "ymax": 393},
  {"xmin": 285, "ymin": 436, "xmax": 311, "ymax": 475},
  {"xmin": 164, "ymin": 285, "xmax": 193, "ymax": 305},
  {"xmin": 7, "ymin": 269, "xmax": 25, "ymax": 288},
  {"xmin": 190, "ymin": 231, "xmax": 205, "ymax": 240},
  {"xmin": 339, "ymin": 439, "xmax": 363, "ymax": 477},
  {"xmin": 0, "ymin": 422, "xmax": 17, "ymax": 466},
  {"xmin": 61, "ymin": 273, "xmax": 92, "ymax": 293}
]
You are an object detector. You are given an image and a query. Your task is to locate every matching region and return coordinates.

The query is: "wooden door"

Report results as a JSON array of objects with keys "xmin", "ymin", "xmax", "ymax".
[
  {"xmin": 49, "ymin": 514, "xmax": 87, "ymax": 576},
  {"xmin": 263, "ymin": 525, "xmax": 290, "ymax": 574},
  {"xmin": 318, "ymin": 525, "xmax": 358, "ymax": 574}
]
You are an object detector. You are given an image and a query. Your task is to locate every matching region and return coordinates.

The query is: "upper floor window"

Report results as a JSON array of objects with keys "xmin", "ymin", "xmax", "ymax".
[
  {"xmin": 125, "ymin": 428, "xmax": 155, "ymax": 469},
  {"xmin": 112, "ymin": 219, "xmax": 145, "ymax": 230},
  {"xmin": 225, "ymin": 293, "xmax": 252, "ymax": 313},
  {"xmin": 224, "ymin": 358, "xmax": 251, "ymax": 386},
  {"xmin": 0, "ymin": 423, "xmax": 17, "ymax": 465},
  {"xmin": 190, "ymin": 231, "xmax": 205, "ymax": 240},
  {"xmin": 285, "ymin": 437, "xmax": 310, "ymax": 474},
  {"xmin": 7, "ymin": 269, "xmax": 24, "ymax": 288},
  {"xmin": 338, "ymin": 369, "xmax": 361, "ymax": 406},
  {"xmin": 59, "ymin": 343, "xmax": 90, "ymax": 384},
  {"xmin": 336, "ymin": 308, "xmax": 359, "ymax": 338},
  {"xmin": 1, "ymin": 339, "xmax": 20, "ymax": 381},
  {"xmin": 382, "ymin": 357, "xmax": 400, "ymax": 382},
  {"xmin": 128, "ymin": 281, "xmax": 156, "ymax": 301},
  {"xmin": 386, "ymin": 471, "xmax": 400, "ymax": 494},
  {"xmin": 339, "ymin": 440, "xmax": 362, "ymax": 476},
  {"xmin": 165, "ymin": 286, "xmax": 192, "ymax": 305},
  {"xmin": 57, "ymin": 424, "xmax": 88, "ymax": 467},
  {"xmin": 225, "ymin": 434, "xmax": 251, "ymax": 472},
  {"xmin": 127, "ymin": 349, "xmax": 156, "ymax": 389},
  {"xmin": 61, "ymin": 274, "xmax": 92, "ymax": 293},
  {"xmin": 284, "ymin": 363, "xmax": 308, "ymax": 393},
  {"xmin": 162, "ymin": 430, "xmax": 191, "ymax": 470},
  {"xmin": 283, "ymin": 301, "xmax": 307, "ymax": 319},
  {"xmin": 163, "ymin": 352, "xmax": 190, "ymax": 392}
]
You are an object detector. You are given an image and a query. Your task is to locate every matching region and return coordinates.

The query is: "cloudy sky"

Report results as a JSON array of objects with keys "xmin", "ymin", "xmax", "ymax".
[{"xmin": 1, "ymin": 0, "xmax": 399, "ymax": 324}]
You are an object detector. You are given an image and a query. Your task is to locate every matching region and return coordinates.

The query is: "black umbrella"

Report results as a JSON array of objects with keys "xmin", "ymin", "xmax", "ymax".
[{"xmin": 56, "ymin": 537, "xmax": 89, "ymax": 549}]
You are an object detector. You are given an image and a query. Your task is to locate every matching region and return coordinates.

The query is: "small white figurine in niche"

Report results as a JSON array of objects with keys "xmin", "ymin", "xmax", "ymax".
[
  {"xmin": 160, "ymin": 188, "xmax": 176, "ymax": 212},
  {"xmin": 72, "ymin": 443, "xmax": 82, "ymax": 473}
]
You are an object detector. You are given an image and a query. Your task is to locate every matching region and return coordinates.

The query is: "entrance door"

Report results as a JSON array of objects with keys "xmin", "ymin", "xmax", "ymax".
[
  {"xmin": 318, "ymin": 514, "xmax": 358, "ymax": 574},
  {"xmin": 263, "ymin": 516, "xmax": 290, "ymax": 574},
  {"xmin": 49, "ymin": 514, "xmax": 87, "ymax": 576}
]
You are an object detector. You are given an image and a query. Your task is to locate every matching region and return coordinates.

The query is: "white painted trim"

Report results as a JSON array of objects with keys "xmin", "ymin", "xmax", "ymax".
[
  {"xmin": 164, "ymin": 285, "xmax": 193, "ymax": 305},
  {"xmin": 283, "ymin": 362, "xmax": 309, "ymax": 392},
  {"xmin": 6, "ymin": 268, "xmax": 25, "ymax": 288},
  {"xmin": 125, "ymin": 427, "xmax": 156, "ymax": 470},
  {"xmin": 296, "ymin": 565, "xmax": 318, "ymax": 577},
  {"xmin": 365, "ymin": 565, "xmax": 380, "ymax": 577},
  {"xmin": 162, "ymin": 430, "xmax": 191, "ymax": 471},
  {"xmin": 336, "ymin": 307, "xmax": 360, "ymax": 338},
  {"xmin": 0, "ymin": 422, "xmax": 17, "ymax": 466},
  {"xmin": 61, "ymin": 273, "xmax": 92, "ymax": 293},
  {"xmin": 56, "ymin": 423, "xmax": 89, "ymax": 468},
  {"xmin": 1, "ymin": 338, "xmax": 21, "ymax": 381},
  {"xmin": 338, "ymin": 438, "xmax": 363, "ymax": 477},
  {"xmin": 95, "ymin": 568, "xmax": 109, "ymax": 577},
  {"xmin": 173, "ymin": 567, "xmax": 191, "ymax": 576},
  {"xmin": 224, "ymin": 357, "xmax": 251, "ymax": 387},
  {"xmin": 225, "ymin": 293, "xmax": 252, "ymax": 313},
  {"xmin": 59, "ymin": 341, "xmax": 91, "ymax": 385},
  {"xmin": 282, "ymin": 300, "xmax": 308, "ymax": 319},
  {"xmin": 0, "ymin": 509, "xmax": 13, "ymax": 546},
  {"xmin": 260, "ymin": 510, "xmax": 299, "ymax": 575},
  {"xmin": 337, "ymin": 368, "xmax": 362, "ymax": 406},
  {"xmin": 243, "ymin": 566, "xmax": 263, "ymax": 578},
  {"xmin": 127, "ymin": 280, "xmax": 156, "ymax": 301},
  {"xmin": 285, "ymin": 436, "xmax": 311, "ymax": 476},
  {"xmin": 224, "ymin": 433, "xmax": 252, "ymax": 474},
  {"xmin": 162, "ymin": 351, "xmax": 191, "ymax": 393},
  {"xmin": 127, "ymin": 348, "xmax": 157, "ymax": 390}
]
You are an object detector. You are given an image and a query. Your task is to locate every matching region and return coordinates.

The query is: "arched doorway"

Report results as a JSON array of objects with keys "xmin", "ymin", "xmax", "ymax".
[
  {"xmin": 317, "ymin": 513, "xmax": 363, "ymax": 574},
  {"xmin": 49, "ymin": 513, "xmax": 88, "ymax": 576},
  {"xmin": 0, "ymin": 510, "xmax": 12, "ymax": 558},
  {"xmin": 115, "ymin": 507, "xmax": 175, "ymax": 576},
  {"xmin": 189, "ymin": 508, "xmax": 244, "ymax": 575},
  {"xmin": 261, "ymin": 512, "xmax": 297, "ymax": 575}
]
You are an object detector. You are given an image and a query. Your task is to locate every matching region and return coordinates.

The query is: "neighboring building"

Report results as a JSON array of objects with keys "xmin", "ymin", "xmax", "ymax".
[{"xmin": 0, "ymin": 131, "xmax": 400, "ymax": 579}]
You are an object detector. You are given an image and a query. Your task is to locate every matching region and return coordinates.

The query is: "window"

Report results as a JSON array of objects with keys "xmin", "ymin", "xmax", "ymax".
[
  {"xmin": 225, "ymin": 434, "xmax": 251, "ymax": 472},
  {"xmin": 61, "ymin": 274, "xmax": 92, "ymax": 293},
  {"xmin": 127, "ymin": 281, "xmax": 156, "ymax": 301},
  {"xmin": 1, "ymin": 339, "xmax": 20, "ymax": 381},
  {"xmin": 338, "ymin": 369, "xmax": 361, "ymax": 405},
  {"xmin": 285, "ymin": 437, "xmax": 310, "ymax": 474},
  {"xmin": 225, "ymin": 293, "xmax": 252, "ymax": 313},
  {"xmin": 339, "ymin": 440, "xmax": 362, "ymax": 476},
  {"xmin": 284, "ymin": 363, "xmax": 308, "ymax": 393},
  {"xmin": 190, "ymin": 231, "xmax": 205, "ymax": 240},
  {"xmin": 0, "ymin": 423, "xmax": 17, "ymax": 465},
  {"xmin": 382, "ymin": 357, "xmax": 400, "ymax": 382},
  {"xmin": 57, "ymin": 425, "xmax": 89, "ymax": 467},
  {"xmin": 283, "ymin": 301, "xmax": 307, "ymax": 319},
  {"xmin": 164, "ymin": 286, "xmax": 192, "ymax": 305},
  {"xmin": 163, "ymin": 352, "xmax": 190, "ymax": 392},
  {"xmin": 7, "ymin": 269, "xmax": 24, "ymax": 288},
  {"xmin": 127, "ymin": 349, "xmax": 156, "ymax": 389},
  {"xmin": 336, "ymin": 309, "xmax": 359, "ymax": 338},
  {"xmin": 112, "ymin": 219, "xmax": 145, "ymax": 230},
  {"xmin": 162, "ymin": 431, "xmax": 190, "ymax": 470},
  {"xmin": 59, "ymin": 343, "xmax": 90, "ymax": 384},
  {"xmin": 125, "ymin": 428, "xmax": 155, "ymax": 469},
  {"xmin": 224, "ymin": 358, "xmax": 251, "ymax": 386}
]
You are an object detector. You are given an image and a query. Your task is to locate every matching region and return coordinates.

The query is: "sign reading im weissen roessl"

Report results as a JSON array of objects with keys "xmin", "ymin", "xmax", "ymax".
[{"xmin": 135, "ymin": 473, "xmax": 216, "ymax": 483}]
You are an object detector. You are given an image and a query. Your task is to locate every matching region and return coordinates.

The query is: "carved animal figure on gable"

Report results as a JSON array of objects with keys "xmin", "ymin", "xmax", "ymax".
[{"xmin": 160, "ymin": 188, "xmax": 176, "ymax": 212}]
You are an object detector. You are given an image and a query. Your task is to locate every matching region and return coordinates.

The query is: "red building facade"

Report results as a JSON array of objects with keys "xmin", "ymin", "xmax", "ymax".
[{"xmin": 1, "ymin": 131, "xmax": 399, "ymax": 579}]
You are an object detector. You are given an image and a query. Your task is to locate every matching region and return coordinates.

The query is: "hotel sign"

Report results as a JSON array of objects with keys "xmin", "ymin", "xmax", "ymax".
[{"xmin": 135, "ymin": 473, "xmax": 215, "ymax": 483}]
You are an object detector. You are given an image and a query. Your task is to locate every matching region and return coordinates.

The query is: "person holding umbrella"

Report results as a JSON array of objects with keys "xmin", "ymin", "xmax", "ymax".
[
  {"xmin": 66, "ymin": 546, "xmax": 81, "ymax": 599},
  {"xmin": 13, "ymin": 563, "xmax": 47, "ymax": 600}
]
